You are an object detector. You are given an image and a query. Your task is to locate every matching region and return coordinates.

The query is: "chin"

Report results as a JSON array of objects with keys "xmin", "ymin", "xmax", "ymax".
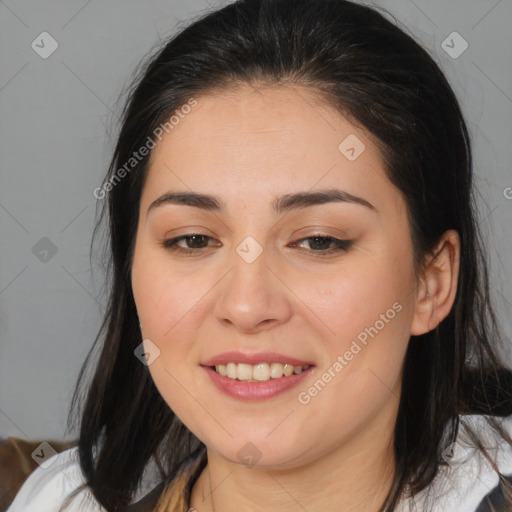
[{"xmin": 209, "ymin": 436, "xmax": 308, "ymax": 469}]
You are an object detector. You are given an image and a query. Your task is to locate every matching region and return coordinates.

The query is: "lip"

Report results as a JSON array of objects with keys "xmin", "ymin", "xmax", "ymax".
[
  {"xmin": 201, "ymin": 351, "xmax": 315, "ymax": 367},
  {"xmin": 203, "ymin": 364, "xmax": 316, "ymax": 401}
]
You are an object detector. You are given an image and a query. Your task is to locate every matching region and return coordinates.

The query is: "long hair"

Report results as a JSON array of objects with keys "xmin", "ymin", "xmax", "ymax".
[{"xmin": 67, "ymin": 0, "xmax": 512, "ymax": 510}]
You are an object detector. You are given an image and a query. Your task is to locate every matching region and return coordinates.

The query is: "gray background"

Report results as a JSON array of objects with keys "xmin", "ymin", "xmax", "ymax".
[{"xmin": 1, "ymin": 0, "xmax": 511, "ymax": 441}]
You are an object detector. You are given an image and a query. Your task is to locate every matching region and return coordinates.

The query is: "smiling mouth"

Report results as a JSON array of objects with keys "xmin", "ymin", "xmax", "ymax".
[{"xmin": 211, "ymin": 362, "xmax": 313, "ymax": 382}]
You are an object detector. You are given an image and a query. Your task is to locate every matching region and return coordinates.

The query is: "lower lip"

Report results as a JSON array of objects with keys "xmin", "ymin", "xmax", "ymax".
[{"xmin": 202, "ymin": 365, "xmax": 316, "ymax": 401}]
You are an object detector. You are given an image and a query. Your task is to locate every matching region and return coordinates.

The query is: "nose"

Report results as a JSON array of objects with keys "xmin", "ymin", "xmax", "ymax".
[{"xmin": 213, "ymin": 242, "xmax": 293, "ymax": 333}]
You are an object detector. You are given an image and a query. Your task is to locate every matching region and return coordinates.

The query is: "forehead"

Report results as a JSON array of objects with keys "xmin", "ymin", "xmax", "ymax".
[
  {"xmin": 150, "ymin": 83, "xmax": 368, "ymax": 153},
  {"xmin": 141, "ymin": 84, "xmax": 396, "ymax": 215}
]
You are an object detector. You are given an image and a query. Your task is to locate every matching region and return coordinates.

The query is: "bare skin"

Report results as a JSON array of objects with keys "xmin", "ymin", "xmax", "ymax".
[{"xmin": 130, "ymin": 84, "xmax": 460, "ymax": 512}]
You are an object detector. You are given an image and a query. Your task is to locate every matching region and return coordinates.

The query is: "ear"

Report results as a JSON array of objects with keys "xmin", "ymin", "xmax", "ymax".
[{"xmin": 410, "ymin": 229, "xmax": 460, "ymax": 335}]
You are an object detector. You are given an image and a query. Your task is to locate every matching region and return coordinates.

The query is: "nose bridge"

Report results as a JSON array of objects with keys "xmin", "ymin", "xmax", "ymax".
[{"xmin": 214, "ymin": 234, "xmax": 291, "ymax": 331}]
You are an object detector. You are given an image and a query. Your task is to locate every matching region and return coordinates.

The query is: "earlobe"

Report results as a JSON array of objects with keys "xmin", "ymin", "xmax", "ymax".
[{"xmin": 410, "ymin": 229, "xmax": 460, "ymax": 336}]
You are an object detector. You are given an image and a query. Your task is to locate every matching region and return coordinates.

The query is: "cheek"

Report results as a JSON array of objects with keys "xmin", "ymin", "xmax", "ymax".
[
  {"xmin": 312, "ymin": 250, "xmax": 414, "ymax": 380},
  {"xmin": 134, "ymin": 269, "xmax": 211, "ymax": 423},
  {"xmin": 132, "ymin": 245, "xmax": 199, "ymax": 338},
  {"xmin": 316, "ymin": 263, "xmax": 406, "ymax": 340}
]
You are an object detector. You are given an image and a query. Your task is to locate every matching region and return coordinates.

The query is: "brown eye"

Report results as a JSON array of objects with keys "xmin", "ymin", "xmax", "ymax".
[
  {"xmin": 162, "ymin": 234, "xmax": 217, "ymax": 254},
  {"xmin": 290, "ymin": 236, "xmax": 353, "ymax": 254}
]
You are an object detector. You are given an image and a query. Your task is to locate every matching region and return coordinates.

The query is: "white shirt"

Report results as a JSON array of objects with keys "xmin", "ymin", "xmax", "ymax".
[
  {"xmin": 6, "ymin": 447, "xmax": 160, "ymax": 512},
  {"xmin": 7, "ymin": 414, "xmax": 512, "ymax": 512},
  {"xmin": 396, "ymin": 414, "xmax": 512, "ymax": 512}
]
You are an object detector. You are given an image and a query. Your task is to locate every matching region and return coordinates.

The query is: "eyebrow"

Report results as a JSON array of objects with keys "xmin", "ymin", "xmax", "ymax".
[{"xmin": 147, "ymin": 188, "xmax": 378, "ymax": 215}]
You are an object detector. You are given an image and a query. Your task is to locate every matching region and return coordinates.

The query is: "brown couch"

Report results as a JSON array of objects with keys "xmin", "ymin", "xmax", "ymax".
[{"xmin": 0, "ymin": 437, "xmax": 76, "ymax": 511}]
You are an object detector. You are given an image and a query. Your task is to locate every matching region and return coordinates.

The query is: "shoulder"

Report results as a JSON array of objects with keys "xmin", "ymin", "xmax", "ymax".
[
  {"xmin": 7, "ymin": 445, "xmax": 164, "ymax": 512},
  {"xmin": 400, "ymin": 414, "xmax": 512, "ymax": 512},
  {"xmin": 6, "ymin": 446, "xmax": 104, "ymax": 512}
]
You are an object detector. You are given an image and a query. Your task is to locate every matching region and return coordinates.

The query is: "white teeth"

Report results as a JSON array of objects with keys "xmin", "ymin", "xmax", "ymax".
[
  {"xmin": 237, "ymin": 363, "xmax": 253, "ymax": 381},
  {"xmin": 283, "ymin": 363, "xmax": 294, "ymax": 376},
  {"xmin": 253, "ymin": 363, "xmax": 269, "ymax": 381},
  {"xmin": 269, "ymin": 362, "xmax": 283, "ymax": 379},
  {"xmin": 226, "ymin": 362, "xmax": 237, "ymax": 379},
  {"xmin": 214, "ymin": 362, "xmax": 311, "ymax": 381}
]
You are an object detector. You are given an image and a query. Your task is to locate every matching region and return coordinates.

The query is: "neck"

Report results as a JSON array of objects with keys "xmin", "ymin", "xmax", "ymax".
[{"xmin": 189, "ymin": 400, "xmax": 398, "ymax": 512}]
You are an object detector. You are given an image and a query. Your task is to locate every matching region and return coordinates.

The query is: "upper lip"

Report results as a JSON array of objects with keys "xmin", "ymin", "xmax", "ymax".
[{"xmin": 201, "ymin": 351, "xmax": 315, "ymax": 367}]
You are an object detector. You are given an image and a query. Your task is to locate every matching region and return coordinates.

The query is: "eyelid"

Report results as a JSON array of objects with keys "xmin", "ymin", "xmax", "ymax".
[
  {"xmin": 162, "ymin": 233, "xmax": 218, "ymax": 250},
  {"xmin": 161, "ymin": 232, "xmax": 353, "ymax": 256}
]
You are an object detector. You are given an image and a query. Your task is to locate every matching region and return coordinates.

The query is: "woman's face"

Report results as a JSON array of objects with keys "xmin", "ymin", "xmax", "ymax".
[{"xmin": 131, "ymin": 84, "xmax": 422, "ymax": 468}]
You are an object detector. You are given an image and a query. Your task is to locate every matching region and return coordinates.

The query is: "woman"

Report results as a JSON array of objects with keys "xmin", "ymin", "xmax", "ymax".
[{"xmin": 7, "ymin": 0, "xmax": 512, "ymax": 511}]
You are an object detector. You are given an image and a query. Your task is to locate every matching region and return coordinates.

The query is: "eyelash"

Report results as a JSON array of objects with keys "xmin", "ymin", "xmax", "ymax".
[{"xmin": 161, "ymin": 233, "xmax": 353, "ymax": 255}]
